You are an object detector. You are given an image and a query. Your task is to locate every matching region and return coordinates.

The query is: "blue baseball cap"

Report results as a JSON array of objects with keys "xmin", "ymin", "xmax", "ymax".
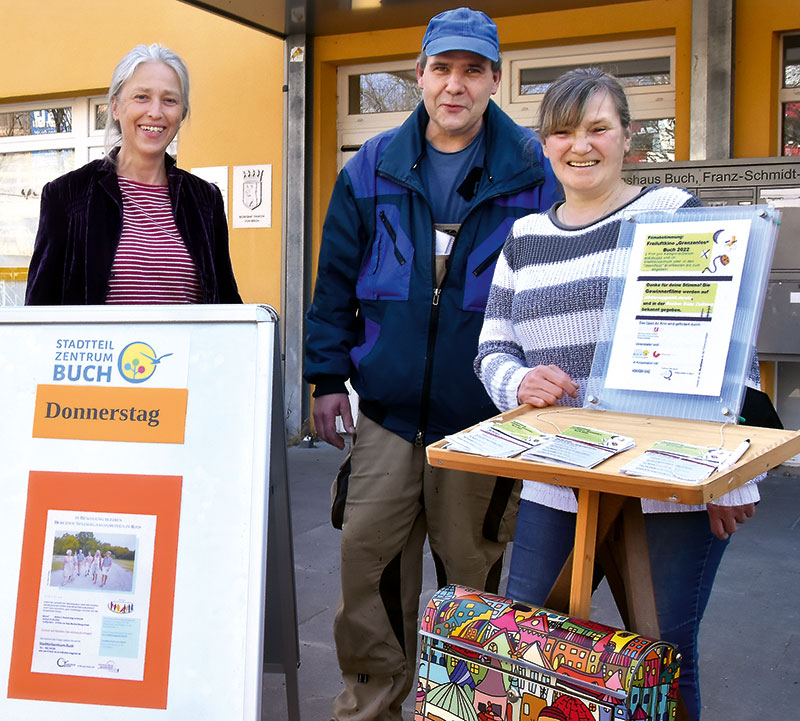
[{"xmin": 422, "ymin": 7, "xmax": 499, "ymax": 62}]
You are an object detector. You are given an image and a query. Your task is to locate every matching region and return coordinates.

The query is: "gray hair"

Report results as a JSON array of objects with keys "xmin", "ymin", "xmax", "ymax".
[
  {"xmin": 104, "ymin": 43, "xmax": 190, "ymax": 153},
  {"xmin": 417, "ymin": 51, "xmax": 502, "ymax": 74},
  {"xmin": 537, "ymin": 67, "xmax": 631, "ymax": 138}
]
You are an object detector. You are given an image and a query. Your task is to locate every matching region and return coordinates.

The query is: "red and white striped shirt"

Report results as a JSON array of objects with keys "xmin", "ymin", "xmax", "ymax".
[{"xmin": 105, "ymin": 177, "xmax": 203, "ymax": 304}]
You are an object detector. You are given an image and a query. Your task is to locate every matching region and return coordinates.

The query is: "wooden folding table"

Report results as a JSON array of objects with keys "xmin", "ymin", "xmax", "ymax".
[{"xmin": 427, "ymin": 405, "xmax": 800, "ymax": 639}]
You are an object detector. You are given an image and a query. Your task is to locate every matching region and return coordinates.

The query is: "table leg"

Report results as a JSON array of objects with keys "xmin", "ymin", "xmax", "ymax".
[
  {"xmin": 569, "ymin": 489, "xmax": 600, "ymax": 618},
  {"xmin": 544, "ymin": 494, "xmax": 625, "ymax": 613},
  {"xmin": 617, "ymin": 498, "xmax": 660, "ymax": 639}
]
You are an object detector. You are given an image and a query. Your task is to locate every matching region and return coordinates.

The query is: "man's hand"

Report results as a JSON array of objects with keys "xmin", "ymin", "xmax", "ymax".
[
  {"xmin": 706, "ymin": 503, "xmax": 756, "ymax": 541},
  {"xmin": 517, "ymin": 365, "xmax": 579, "ymax": 407},
  {"xmin": 312, "ymin": 393, "xmax": 354, "ymax": 450}
]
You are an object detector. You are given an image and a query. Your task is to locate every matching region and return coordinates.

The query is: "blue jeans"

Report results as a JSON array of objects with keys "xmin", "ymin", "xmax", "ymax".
[{"xmin": 507, "ymin": 499, "xmax": 730, "ymax": 721}]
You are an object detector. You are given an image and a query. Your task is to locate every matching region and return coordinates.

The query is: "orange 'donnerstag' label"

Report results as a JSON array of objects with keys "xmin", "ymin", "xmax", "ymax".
[{"xmin": 33, "ymin": 384, "xmax": 188, "ymax": 444}]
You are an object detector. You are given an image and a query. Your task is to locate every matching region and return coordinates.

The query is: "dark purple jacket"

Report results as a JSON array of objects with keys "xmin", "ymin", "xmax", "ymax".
[{"xmin": 25, "ymin": 151, "xmax": 241, "ymax": 305}]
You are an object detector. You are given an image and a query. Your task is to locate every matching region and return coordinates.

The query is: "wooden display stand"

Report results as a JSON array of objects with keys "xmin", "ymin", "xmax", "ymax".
[{"xmin": 427, "ymin": 404, "xmax": 800, "ymax": 639}]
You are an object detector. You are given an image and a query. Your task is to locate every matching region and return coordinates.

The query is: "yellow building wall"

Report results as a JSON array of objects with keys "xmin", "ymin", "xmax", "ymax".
[
  {"xmin": 311, "ymin": 0, "xmax": 694, "ymax": 283},
  {"xmin": 0, "ymin": 0, "xmax": 285, "ymax": 308},
  {"xmin": 734, "ymin": 0, "xmax": 800, "ymax": 158}
]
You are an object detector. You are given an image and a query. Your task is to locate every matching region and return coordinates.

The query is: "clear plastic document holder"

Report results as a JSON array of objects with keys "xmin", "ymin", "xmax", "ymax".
[{"xmin": 585, "ymin": 205, "xmax": 781, "ymax": 422}]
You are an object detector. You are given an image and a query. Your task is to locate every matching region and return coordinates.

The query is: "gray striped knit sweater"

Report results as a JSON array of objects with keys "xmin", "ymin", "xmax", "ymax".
[{"xmin": 475, "ymin": 185, "xmax": 760, "ymax": 513}]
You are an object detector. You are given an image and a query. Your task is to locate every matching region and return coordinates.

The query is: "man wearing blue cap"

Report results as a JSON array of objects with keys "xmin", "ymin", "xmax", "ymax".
[{"xmin": 305, "ymin": 8, "xmax": 560, "ymax": 720}]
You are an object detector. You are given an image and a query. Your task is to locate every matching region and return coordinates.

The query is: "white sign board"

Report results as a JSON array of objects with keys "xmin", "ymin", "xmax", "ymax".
[
  {"xmin": 0, "ymin": 305, "xmax": 276, "ymax": 720},
  {"xmin": 190, "ymin": 166, "xmax": 230, "ymax": 220},
  {"xmin": 232, "ymin": 164, "xmax": 272, "ymax": 228}
]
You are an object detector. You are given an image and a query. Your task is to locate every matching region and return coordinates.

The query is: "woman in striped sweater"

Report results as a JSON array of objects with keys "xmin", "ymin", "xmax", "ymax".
[
  {"xmin": 26, "ymin": 43, "xmax": 240, "ymax": 305},
  {"xmin": 475, "ymin": 68, "xmax": 757, "ymax": 721}
]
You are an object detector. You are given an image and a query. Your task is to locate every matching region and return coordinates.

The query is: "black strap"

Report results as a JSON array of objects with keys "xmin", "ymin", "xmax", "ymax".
[{"xmin": 740, "ymin": 387, "xmax": 783, "ymax": 429}]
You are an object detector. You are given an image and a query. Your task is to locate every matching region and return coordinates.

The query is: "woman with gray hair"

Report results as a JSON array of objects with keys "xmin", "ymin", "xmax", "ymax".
[{"xmin": 26, "ymin": 43, "xmax": 240, "ymax": 305}]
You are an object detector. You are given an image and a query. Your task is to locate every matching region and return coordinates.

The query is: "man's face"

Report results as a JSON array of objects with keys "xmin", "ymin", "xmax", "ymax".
[{"xmin": 416, "ymin": 50, "xmax": 500, "ymax": 150}]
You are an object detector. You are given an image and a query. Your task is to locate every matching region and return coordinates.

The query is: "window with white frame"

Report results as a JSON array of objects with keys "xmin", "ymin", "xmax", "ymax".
[
  {"xmin": 501, "ymin": 37, "xmax": 676, "ymax": 163},
  {"xmin": 336, "ymin": 60, "xmax": 422, "ymax": 170},
  {"xmin": 780, "ymin": 33, "xmax": 800, "ymax": 156},
  {"xmin": 0, "ymin": 96, "xmax": 107, "ymax": 304},
  {"xmin": 336, "ymin": 36, "xmax": 676, "ymax": 170}
]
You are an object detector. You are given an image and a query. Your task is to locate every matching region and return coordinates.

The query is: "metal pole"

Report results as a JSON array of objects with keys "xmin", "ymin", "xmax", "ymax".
[{"xmin": 690, "ymin": 0, "xmax": 735, "ymax": 160}]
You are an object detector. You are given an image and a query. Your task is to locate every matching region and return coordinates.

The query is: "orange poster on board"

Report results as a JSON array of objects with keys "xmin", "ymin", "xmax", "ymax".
[
  {"xmin": 32, "ymin": 385, "xmax": 188, "ymax": 444},
  {"xmin": 7, "ymin": 471, "xmax": 181, "ymax": 709}
]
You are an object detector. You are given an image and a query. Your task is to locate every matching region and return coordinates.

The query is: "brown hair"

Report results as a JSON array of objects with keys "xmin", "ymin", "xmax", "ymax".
[{"xmin": 537, "ymin": 67, "xmax": 630, "ymax": 138}]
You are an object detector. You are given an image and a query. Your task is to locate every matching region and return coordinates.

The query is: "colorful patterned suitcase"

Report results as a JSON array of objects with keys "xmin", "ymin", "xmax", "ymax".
[{"xmin": 416, "ymin": 585, "xmax": 681, "ymax": 721}]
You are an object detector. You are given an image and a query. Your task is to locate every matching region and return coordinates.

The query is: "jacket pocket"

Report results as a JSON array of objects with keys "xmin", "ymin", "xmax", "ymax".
[
  {"xmin": 463, "ymin": 218, "xmax": 514, "ymax": 312},
  {"xmin": 355, "ymin": 206, "xmax": 414, "ymax": 301}
]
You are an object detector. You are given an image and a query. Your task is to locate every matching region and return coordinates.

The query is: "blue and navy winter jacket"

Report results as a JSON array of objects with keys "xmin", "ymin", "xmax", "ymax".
[{"xmin": 305, "ymin": 100, "xmax": 561, "ymax": 445}]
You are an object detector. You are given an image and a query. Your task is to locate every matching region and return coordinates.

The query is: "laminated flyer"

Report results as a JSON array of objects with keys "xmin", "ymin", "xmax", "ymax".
[
  {"xmin": 605, "ymin": 219, "xmax": 751, "ymax": 396},
  {"xmin": 30, "ymin": 509, "xmax": 157, "ymax": 681},
  {"xmin": 621, "ymin": 440, "xmax": 731, "ymax": 482},
  {"xmin": 444, "ymin": 419, "xmax": 542, "ymax": 458},
  {"xmin": 444, "ymin": 428, "xmax": 527, "ymax": 457},
  {"xmin": 521, "ymin": 425, "xmax": 634, "ymax": 469}
]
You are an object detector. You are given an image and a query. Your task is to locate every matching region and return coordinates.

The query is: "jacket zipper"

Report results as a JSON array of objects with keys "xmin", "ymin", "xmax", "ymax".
[
  {"xmin": 378, "ymin": 210, "xmax": 407, "ymax": 265},
  {"xmin": 473, "ymin": 246, "xmax": 503, "ymax": 277},
  {"xmin": 411, "ymin": 174, "xmax": 513, "ymax": 446},
  {"xmin": 414, "ymin": 227, "xmax": 455, "ymax": 447},
  {"xmin": 377, "ymin": 167, "xmax": 538, "ymax": 447},
  {"xmin": 408, "ymin": 180, "xmax": 517, "ymax": 446},
  {"xmin": 414, "ymin": 285, "xmax": 442, "ymax": 447}
]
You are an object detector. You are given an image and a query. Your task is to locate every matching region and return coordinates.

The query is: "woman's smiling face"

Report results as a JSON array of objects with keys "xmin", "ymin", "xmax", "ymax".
[
  {"xmin": 541, "ymin": 90, "xmax": 631, "ymax": 200},
  {"xmin": 112, "ymin": 61, "xmax": 184, "ymax": 163}
]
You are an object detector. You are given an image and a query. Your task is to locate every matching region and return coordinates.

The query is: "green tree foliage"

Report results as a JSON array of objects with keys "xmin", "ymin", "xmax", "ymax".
[{"xmin": 53, "ymin": 532, "xmax": 135, "ymax": 561}]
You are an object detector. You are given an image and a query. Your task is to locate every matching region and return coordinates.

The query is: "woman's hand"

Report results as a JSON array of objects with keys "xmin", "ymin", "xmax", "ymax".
[
  {"xmin": 517, "ymin": 365, "xmax": 579, "ymax": 407},
  {"xmin": 706, "ymin": 503, "xmax": 756, "ymax": 541}
]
